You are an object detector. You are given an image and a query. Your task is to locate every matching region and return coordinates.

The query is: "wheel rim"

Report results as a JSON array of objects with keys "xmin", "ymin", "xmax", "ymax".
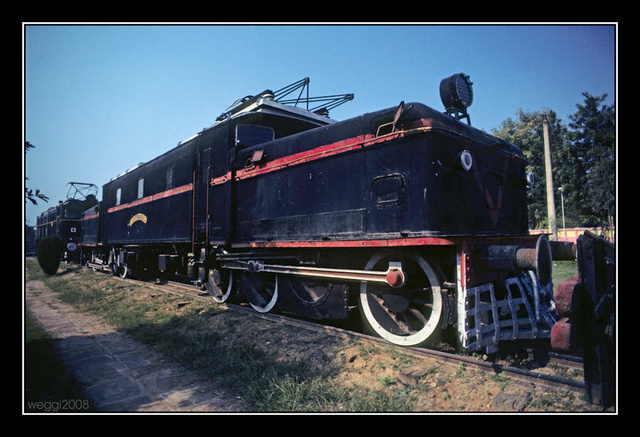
[
  {"xmin": 206, "ymin": 269, "xmax": 235, "ymax": 303},
  {"xmin": 240, "ymin": 272, "xmax": 278, "ymax": 313},
  {"xmin": 359, "ymin": 252, "xmax": 443, "ymax": 346},
  {"xmin": 119, "ymin": 264, "xmax": 129, "ymax": 279}
]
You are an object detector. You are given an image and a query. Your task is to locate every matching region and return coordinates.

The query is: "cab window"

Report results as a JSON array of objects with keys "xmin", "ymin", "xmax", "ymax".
[{"xmin": 235, "ymin": 124, "xmax": 275, "ymax": 148}]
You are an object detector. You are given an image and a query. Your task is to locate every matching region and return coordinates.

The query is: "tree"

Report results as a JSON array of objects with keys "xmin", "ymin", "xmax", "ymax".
[
  {"xmin": 568, "ymin": 92, "xmax": 615, "ymax": 229},
  {"xmin": 491, "ymin": 92, "xmax": 615, "ymax": 231},
  {"xmin": 36, "ymin": 235, "xmax": 62, "ymax": 275},
  {"xmin": 491, "ymin": 109, "xmax": 571, "ymax": 229},
  {"xmin": 25, "ymin": 141, "xmax": 49, "ymax": 205}
]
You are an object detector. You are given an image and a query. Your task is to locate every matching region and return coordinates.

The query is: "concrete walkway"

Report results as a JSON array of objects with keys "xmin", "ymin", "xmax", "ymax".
[{"xmin": 25, "ymin": 278, "xmax": 248, "ymax": 413}]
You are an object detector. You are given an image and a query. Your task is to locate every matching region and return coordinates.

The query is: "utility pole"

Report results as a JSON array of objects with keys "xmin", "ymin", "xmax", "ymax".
[
  {"xmin": 543, "ymin": 115, "xmax": 558, "ymax": 241},
  {"xmin": 559, "ymin": 186, "xmax": 566, "ymax": 241}
]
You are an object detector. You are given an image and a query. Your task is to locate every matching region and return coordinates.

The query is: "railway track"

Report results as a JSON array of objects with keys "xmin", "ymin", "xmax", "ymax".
[{"xmin": 117, "ymin": 272, "xmax": 586, "ymax": 396}]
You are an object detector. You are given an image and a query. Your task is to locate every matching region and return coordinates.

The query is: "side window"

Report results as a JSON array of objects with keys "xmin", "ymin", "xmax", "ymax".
[
  {"xmin": 115, "ymin": 188, "xmax": 122, "ymax": 206},
  {"xmin": 166, "ymin": 165, "xmax": 175, "ymax": 190},
  {"xmin": 370, "ymin": 174, "xmax": 406, "ymax": 208},
  {"xmin": 137, "ymin": 178, "xmax": 144, "ymax": 199},
  {"xmin": 235, "ymin": 124, "xmax": 275, "ymax": 148}
]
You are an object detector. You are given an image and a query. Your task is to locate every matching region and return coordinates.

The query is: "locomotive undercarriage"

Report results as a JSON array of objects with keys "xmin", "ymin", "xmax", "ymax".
[
  {"xmin": 82, "ymin": 235, "xmax": 558, "ymax": 353},
  {"xmin": 84, "ymin": 244, "xmax": 193, "ymax": 280},
  {"xmin": 205, "ymin": 235, "xmax": 559, "ymax": 353}
]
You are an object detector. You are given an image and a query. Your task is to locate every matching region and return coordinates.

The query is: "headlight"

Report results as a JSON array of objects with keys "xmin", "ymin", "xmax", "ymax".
[
  {"xmin": 526, "ymin": 172, "xmax": 535, "ymax": 188},
  {"xmin": 440, "ymin": 73, "xmax": 473, "ymax": 112},
  {"xmin": 458, "ymin": 150, "xmax": 473, "ymax": 171}
]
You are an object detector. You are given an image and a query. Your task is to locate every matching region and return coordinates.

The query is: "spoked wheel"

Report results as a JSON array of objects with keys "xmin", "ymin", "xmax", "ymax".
[
  {"xmin": 206, "ymin": 268, "xmax": 236, "ymax": 303},
  {"xmin": 110, "ymin": 262, "xmax": 130, "ymax": 279},
  {"xmin": 240, "ymin": 271, "xmax": 278, "ymax": 313},
  {"xmin": 118, "ymin": 263, "xmax": 130, "ymax": 279},
  {"xmin": 359, "ymin": 251, "xmax": 445, "ymax": 347},
  {"xmin": 109, "ymin": 248, "xmax": 131, "ymax": 279}
]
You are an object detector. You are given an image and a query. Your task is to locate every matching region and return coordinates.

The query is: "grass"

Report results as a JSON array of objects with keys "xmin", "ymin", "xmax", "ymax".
[
  {"xmin": 552, "ymin": 260, "xmax": 578, "ymax": 286},
  {"xmin": 25, "ymin": 259, "xmax": 419, "ymax": 412},
  {"xmin": 25, "ymin": 258, "xmax": 594, "ymax": 412}
]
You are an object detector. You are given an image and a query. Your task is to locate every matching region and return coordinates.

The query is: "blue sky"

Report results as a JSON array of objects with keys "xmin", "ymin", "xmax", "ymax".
[{"xmin": 23, "ymin": 23, "xmax": 616, "ymax": 225}]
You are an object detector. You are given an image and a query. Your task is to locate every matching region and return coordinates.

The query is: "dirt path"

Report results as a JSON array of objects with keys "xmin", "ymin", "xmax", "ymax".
[
  {"xmin": 25, "ymin": 278, "xmax": 248, "ymax": 412},
  {"xmin": 25, "ymin": 264, "xmax": 603, "ymax": 413}
]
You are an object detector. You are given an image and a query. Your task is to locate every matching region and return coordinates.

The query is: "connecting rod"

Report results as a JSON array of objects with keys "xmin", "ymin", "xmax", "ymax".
[{"xmin": 220, "ymin": 260, "xmax": 405, "ymax": 288}]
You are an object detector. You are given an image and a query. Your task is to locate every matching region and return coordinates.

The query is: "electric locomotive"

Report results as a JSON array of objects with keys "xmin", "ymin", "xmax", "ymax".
[
  {"xmin": 36, "ymin": 183, "xmax": 98, "ymax": 262},
  {"xmin": 83, "ymin": 75, "xmax": 564, "ymax": 353}
]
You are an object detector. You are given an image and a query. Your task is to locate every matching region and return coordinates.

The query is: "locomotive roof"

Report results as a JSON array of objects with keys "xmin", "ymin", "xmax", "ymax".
[
  {"xmin": 37, "ymin": 196, "xmax": 98, "ymax": 220},
  {"xmin": 109, "ymin": 94, "xmax": 335, "ymax": 183},
  {"xmin": 244, "ymin": 100, "xmax": 523, "ymax": 159},
  {"xmin": 404, "ymin": 102, "xmax": 523, "ymax": 155},
  {"xmin": 107, "ymin": 98, "xmax": 522, "ymax": 185}
]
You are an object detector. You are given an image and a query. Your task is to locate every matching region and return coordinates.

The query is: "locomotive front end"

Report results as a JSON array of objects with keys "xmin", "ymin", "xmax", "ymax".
[
  {"xmin": 431, "ymin": 74, "xmax": 560, "ymax": 352},
  {"xmin": 356, "ymin": 75, "xmax": 563, "ymax": 353},
  {"xmin": 453, "ymin": 235, "xmax": 558, "ymax": 353}
]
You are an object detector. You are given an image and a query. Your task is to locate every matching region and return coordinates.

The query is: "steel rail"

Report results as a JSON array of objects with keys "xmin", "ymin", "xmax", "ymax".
[{"xmin": 110, "ymin": 270, "xmax": 585, "ymax": 395}]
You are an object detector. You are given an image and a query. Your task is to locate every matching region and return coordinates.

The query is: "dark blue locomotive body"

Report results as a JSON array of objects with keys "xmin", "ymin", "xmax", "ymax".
[
  {"xmin": 82, "ymin": 78, "xmax": 560, "ymax": 352},
  {"xmin": 36, "ymin": 195, "xmax": 98, "ymax": 262},
  {"xmin": 103, "ymin": 139, "xmax": 196, "ymax": 245},
  {"xmin": 230, "ymin": 102, "xmax": 529, "ymax": 247}
]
